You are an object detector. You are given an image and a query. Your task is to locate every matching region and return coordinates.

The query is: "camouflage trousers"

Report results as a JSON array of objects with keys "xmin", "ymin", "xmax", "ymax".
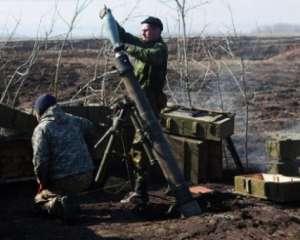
[
  {"xmin": 131, "ymin": 132, "xmax": 150, "ymax": 195},
  {"xmin": 129, "ymin": 91, "xmax": 167, "ymax": 197},
  {"xmin": 34, "ymin": 172, "xmax": 93, "ymax": 219}
]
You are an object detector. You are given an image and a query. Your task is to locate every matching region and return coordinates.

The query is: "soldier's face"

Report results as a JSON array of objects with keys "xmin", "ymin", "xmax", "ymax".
[{"xmin": 142, "ymin": 23, "xmax": 161, "ymax": 42}]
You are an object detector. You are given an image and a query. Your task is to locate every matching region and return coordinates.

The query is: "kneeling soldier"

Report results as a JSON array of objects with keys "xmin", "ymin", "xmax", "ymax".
[{"xmin": 32, "ymin": 94, "xmax": 95, "ymax": 222}]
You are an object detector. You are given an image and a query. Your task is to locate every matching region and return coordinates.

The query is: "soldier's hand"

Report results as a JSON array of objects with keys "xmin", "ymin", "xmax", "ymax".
[
  {"xmin": 123, "ymin": 44, "xmax": 129, "ymax": 51},
  {"xmin": 99, "ymin": 5, "xmax": 109, "ymax": 19}
]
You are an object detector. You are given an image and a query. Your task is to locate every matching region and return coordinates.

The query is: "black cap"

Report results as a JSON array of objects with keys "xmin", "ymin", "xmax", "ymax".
[
  {"xmin": 141, "ymin": 16, "xmax": 163, "ymax": 31},
  {"xmin": 34, "ymin": 94, "xmax": 57, "ymax": 116}
]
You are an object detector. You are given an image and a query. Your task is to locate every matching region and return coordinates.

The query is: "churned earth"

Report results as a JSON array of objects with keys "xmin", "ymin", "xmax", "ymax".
[{"xmin": 1, "ymin": 180, "xmax": 300, "ymax": 240}]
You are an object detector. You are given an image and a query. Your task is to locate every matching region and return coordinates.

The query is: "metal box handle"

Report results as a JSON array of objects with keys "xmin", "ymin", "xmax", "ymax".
[{"xmin": 243, "ymin": 179, "xmax": 252, "ymax": 194}]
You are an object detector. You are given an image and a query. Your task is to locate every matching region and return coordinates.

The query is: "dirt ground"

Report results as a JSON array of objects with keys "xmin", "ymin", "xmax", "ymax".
[{"xmin": 1, "ymin": 179, "xmax": 300, "ymax": 240}]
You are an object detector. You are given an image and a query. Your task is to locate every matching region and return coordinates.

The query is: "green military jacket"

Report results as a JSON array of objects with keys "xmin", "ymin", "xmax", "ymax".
[{"xmin": 118, "ymin": 26, "xmax": 168, "ymax": 112}]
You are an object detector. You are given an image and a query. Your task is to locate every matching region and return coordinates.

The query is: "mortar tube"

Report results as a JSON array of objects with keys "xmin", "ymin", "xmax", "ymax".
[{"xmin": 115, "ymin": 51, "xmax": 201, "ymax": 217}]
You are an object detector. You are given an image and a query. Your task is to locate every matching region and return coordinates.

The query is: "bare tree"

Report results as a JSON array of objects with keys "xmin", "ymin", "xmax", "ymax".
[
  {"xmin": 0, "ymin": 16, "xmax": 21, "ymax": 54},
  {"xmin": 158, "ymin": 0, "xmax": 211, "ymax": 107},
  {"xmin": 218, "ymin": 4, "xmax": 250, "ymax": 168},
  {"xmin": 0, "ymin": 18, "xmax": 41, "ymax": 106},
  {"xmin": 52, "ymin": 0, "xmax": 93, "ymax": 98},
  {"xmin": 43, "ymin": 0, "xmax": 59, "ymax": 50},
  {"xmin": 12, "ymin": 41, "xmax": 40, "ymax": 107},
  {"xmin": 229, "ymin": 6, "xmax": 249, "ymax": 168},
  {"xmin": 0, "ymin": 17, "xmax": 21, "ymax": 100}
]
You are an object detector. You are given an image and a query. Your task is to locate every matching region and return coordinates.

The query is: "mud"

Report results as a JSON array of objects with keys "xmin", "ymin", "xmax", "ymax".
[{"xmin": 1, "ymin": 180, "xmax": 300, "ymax": 240}]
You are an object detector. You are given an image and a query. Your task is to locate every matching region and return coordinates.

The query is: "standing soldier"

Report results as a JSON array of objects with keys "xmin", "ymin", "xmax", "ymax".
[
  {"xmin": 115, "ymin": 16, "xmax": 168, "ymax": 207},
  {"xmin": 32, "ymin": 94, "xmax": 95, "ymax": 222}
]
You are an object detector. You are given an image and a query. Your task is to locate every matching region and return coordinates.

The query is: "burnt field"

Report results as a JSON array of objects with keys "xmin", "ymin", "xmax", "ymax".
[{"xmin": 1, "ymin": 36, "xmax": 300, "ymax": 239}]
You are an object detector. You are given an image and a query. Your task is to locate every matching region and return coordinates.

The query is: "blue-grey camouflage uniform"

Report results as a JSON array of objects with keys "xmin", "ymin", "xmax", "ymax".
[
  {"xmin": 32, "ymin": 105, "xmax": 95, "ymax": 184},
  {"xmin": 32, "ymin": 105, "xmax": 95, "ymax": 219}
]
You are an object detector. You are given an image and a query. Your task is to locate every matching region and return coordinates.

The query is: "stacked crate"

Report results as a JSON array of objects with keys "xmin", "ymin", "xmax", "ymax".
[
  {"xmin": 235, "ymin": 135, "xmax": 300, "ymax": 202},
  {"xmin": 160, "ymin": 107, "xmax": 235, "ymax": 184},
  {"xmin": 266, "ymin": 133, "xmax": 300, "ymax": 176}
]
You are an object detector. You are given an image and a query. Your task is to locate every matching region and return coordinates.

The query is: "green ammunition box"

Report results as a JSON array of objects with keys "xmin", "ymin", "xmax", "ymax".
[
  {"xmin": 207, "ymin": 140, "xmax": 223, "ymax": 180},
  {"xmin": 161, "ymin": 107, "xmax": 234, "ymax": 141},
  {"xmin": 166, "ymin": 134, "xmax": 223, "ymax": 184},
  {"xmin": 235, "ymin": 173, "xmax": 300, "ymax": 202},
  {"xmin": 166, "ymin": 134, "xmax": 208, "ymax": 184},
  {"xmin": 265, "ymin": 133, "xmax": 300, "ymax": 161}
]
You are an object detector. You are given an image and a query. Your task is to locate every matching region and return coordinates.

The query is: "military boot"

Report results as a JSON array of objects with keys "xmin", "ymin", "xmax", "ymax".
[
  {"xmin": 46, "ymin": 195, "xmax": 79, "ymax": 224},
  {"xmin": 60, "ymin": 195, "xmax": 80, "ymax": 224},
  {"xmin": 120, "ymin": 179, "xmax": 149, "ymax": 206}
]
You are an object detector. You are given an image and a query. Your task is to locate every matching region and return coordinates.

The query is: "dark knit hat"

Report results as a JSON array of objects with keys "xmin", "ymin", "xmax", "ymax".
[
  {"xmin": 141, "ymin": 16, "xmax": 163, "ymax": 31},
  {"xmin": 34, "ymin": 94, "xmax": 56, "ymax": 115}
]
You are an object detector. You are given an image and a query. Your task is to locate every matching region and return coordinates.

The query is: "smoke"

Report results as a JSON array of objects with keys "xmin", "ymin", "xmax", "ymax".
[{"xmin": 166, "ymin": 63, "xmax": 287, "ymax": 172}]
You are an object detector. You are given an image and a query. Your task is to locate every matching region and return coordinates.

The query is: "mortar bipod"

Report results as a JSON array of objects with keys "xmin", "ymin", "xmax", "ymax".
[{"xmin": 94, "ymin": 96, "xmax": 156, "ymax": 186}]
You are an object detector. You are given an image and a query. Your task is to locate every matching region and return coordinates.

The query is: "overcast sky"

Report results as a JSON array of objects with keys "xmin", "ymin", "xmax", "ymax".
[{"xmin": 0, "ymin": 0, "xmax": 299, "ymax": 38}]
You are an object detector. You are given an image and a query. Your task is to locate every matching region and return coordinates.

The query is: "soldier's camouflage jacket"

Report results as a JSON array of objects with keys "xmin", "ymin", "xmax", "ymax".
[
  {"xmin": 32, "ymin": 105, "xmax": 95, "ymax": 185},
  {"xmin": 118, "ymin": 25, "xmax": 168, "ymax": 112}
]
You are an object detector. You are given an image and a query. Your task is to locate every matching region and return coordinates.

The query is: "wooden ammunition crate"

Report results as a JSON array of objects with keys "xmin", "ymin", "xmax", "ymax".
[
  {"xmin": 161, "ymin": 107, "xmax": 234, "ymax": 141},
  {"xmin": 166, "ymin": 134, "xmax": 223, "ymax": 184},
  {"xmin": 235, "ymin": 173, "xmax": 300, "ymax": 202}
]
